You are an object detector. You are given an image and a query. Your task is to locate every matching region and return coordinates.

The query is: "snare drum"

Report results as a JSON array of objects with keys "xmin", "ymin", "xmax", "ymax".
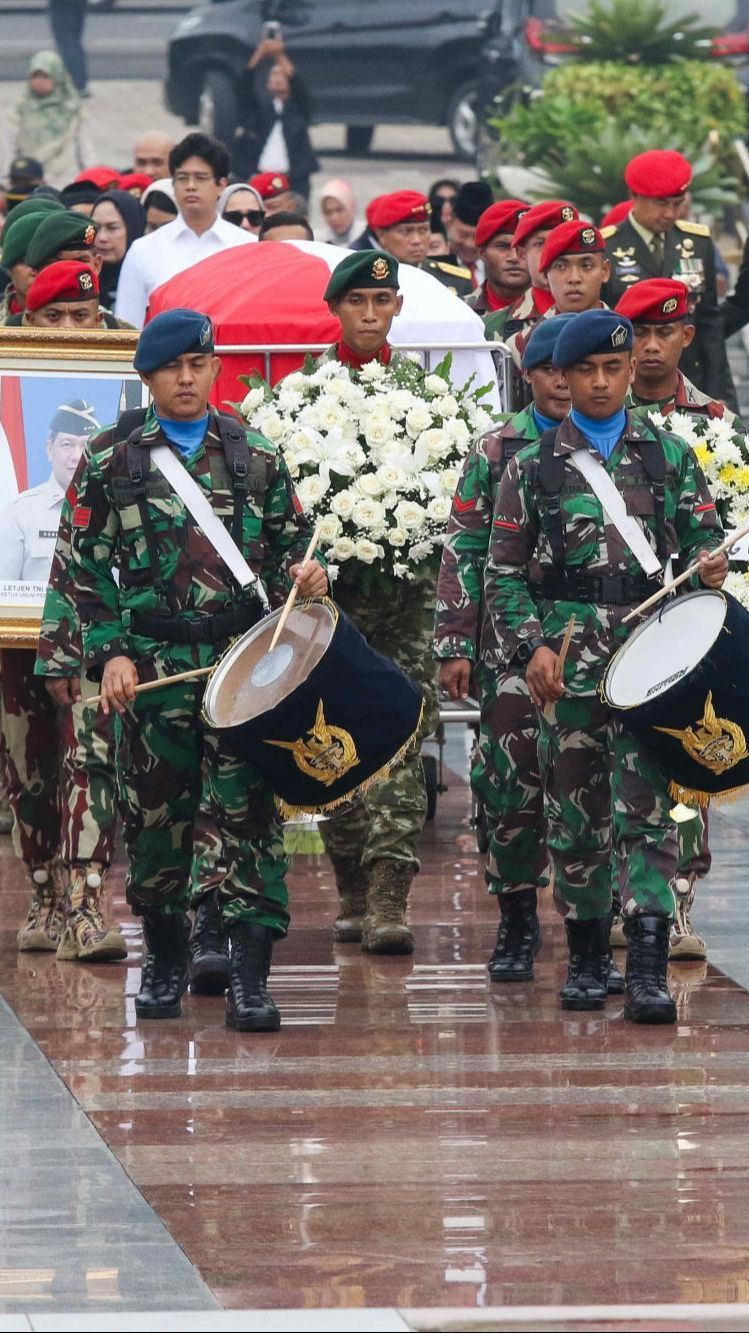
[
  {"xmin": 601, "ymin": 589, "xmax": 749, "ymax": 804},
  {"xmin": 202, "ymin": 598, "xmax": 423, "ymax": 814}
]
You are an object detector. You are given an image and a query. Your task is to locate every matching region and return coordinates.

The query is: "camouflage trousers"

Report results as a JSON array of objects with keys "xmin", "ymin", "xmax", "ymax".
[
  {"xmin": 0, "ymin": 649, "xmax": 116, "ymax": 868},
  {"xmin": 471, "ymin": 663, "xmax": 550, "ymax": 896},
  {"xmin": 538, "ymin": 693, "xmax": 678, "ymax": 921},
  {"xmin": 678, "ymin": 808, "xmax": 711, "ymax": 881},
  {"xmin": 321, "ymin": 581, "xmax": 438, "ymax": 869},
  {"xmin": 118, "ymin": 680, "xmax": 289, "ymax": 932}
]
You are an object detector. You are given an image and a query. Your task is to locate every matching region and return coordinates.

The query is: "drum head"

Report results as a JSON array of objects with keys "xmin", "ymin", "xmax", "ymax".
[
  {"xmin": 203, "ymin": 601, "xmax": 336, "ymax": 728},
  {"xmin": 604, "ymin": 591, "xmax": 726, "ymax": 709}
]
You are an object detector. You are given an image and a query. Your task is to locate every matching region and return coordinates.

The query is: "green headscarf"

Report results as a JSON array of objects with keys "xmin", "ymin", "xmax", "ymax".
[{"xmin": 15, "ymin": 51, "xmax": 81, "ymax": 158}]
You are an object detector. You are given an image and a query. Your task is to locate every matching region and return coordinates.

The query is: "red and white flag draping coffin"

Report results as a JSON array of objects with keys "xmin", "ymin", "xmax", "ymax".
[{"xmin": 147, "ymin": 239, "xmax": 502, "ymax": 412}]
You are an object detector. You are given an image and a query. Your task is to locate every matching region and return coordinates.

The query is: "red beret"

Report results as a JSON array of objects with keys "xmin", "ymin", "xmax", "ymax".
[
  {"xmin": 26, "ymin": 261, "xmax": 99, "ymax": 312},
  {"xmin": 249, "ymin": 172, "xmax": 291, "ymax": 199},
  {"xmin": 512, "ymin": 200, "xmax": 579, "ymax": 248},
  {"xmin": 118, "ymin": 172, "xmax": 153, "ymax": 196},
  {"xmin": 365, "ymin": 194, "xmax": 385, "ymax": 228},
  {"xmin": 600, "ymin": 199, "xmax": 633, "ymax": 230},
  {"xmin": 73, "ymin": 165, "xmax": 121, "ymax": 190},
  {"xmin": 369, "ymin": 191, "xmax": 431, "ymax": 230},
  {"xmin": 615, "ymin": 278, "xmax": 690, "ymax": 323},
  {"xmin": 624, "ymin": 150, "xmax": 692, "ymax": 199},
  {"xmin": 475, "ymin": 198, "xmax": 529, "ymax": 248},
  {"xmin": 539, "ymin": 220, "xmax": 604, "ymax": 273}
]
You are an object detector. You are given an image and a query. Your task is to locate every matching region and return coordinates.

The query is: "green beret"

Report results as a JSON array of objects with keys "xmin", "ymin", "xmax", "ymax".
[
  {"xmin": 26, "ymin": 211, "xmax": 99, "ymax": 271},
  {"xmin": 6, "ymin": 197, "xmax": 65, "ymax": 224},
  {"xmin": 324, "ymin": 250, "xmax": 400, "ymax": 302},
  {"xmin": 2, "ymin": 211, "xmax": 51, "ymax": 269}
]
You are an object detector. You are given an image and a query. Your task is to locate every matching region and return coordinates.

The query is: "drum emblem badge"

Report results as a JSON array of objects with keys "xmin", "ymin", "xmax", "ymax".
[
  {"xmin": 267, "ymin": 699, "xmax": 360, "ymax": 787},
  {"xmin": 655, "ymin": 691, "xmax": 748, "ymax": 775}
]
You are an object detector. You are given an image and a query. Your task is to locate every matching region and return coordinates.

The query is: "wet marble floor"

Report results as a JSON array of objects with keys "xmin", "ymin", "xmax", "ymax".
[{"xmin": 2, "ymin": 754, "xmax": 749, "ymax": 1325}]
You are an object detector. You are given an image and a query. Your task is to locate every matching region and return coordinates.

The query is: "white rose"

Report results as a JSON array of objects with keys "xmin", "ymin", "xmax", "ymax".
[
  {"xmin": 387, "ymin": 526, "xmax": 408, "ymax": 548},
  {"xmin": 318, "ymin": 514, "xmax": 342, "ymax": 542},
  {"xmin": 425, "ymin": 374, "xmax": 448, "ymax": 396},
  {"xmin": 441, "ymin": 468, "xmax": 460, "ymax": 496},
  {"xmin": 419, "ymin": 470, "xmax": 442, "ymax": 498},
  {"xmin": 387, "ymin": 389, "xmax": 416, "ymax": 417},
  {"xmin": 283, "ymin": 371, "xmax": 306, "ymax": 392},
  {"xmin": 394, "ymin": 499, "xmax": 426, "ymax": 532},
  {"xmin": 240, "ymin": 386, "xmax": 266, "ymax": 415},
  {"xmin": 332, "ymin": 536, "xmax": 356, "ymax": 560},
  {"xmin": 364, "ymin": 414, "xmax": 396, "ymax": 448},
  {"xmin": 331, "ymin": 490, "xmax": 356, "ymax": 519},
  {"xmin": 438, "ymin": 393, "xmax": 459, "ymax": 418},
  {"xmin": 359, "ymin": 360, "xmax": 388, "ymax": 383},
  {"xmin": 355, "ymin": 538, "xmax": 380, "ymax": 564},
  {"xmin": 355, "ymin": 472, "xmax": 385, "ymax": 498},
  {"xmin": 427, "ymin": 496, "xmax": 452, "ymax": 523},
  {"xmin": 416, "ymin": 427, "xmax": 450, "ymax": 462},
  {"xmin": 315, "ymin": 396, "xmax": 350, "ymax": 433},
  {"xmin": 445, "ymin": 416, "xmax": 470, "ymax": 445},
  {"xmin": 376, "ymin": 463, "xmax": 408, "ymax": 492},
  {"xmin": 255, "ymin": 409, "xmax": 285, "ymax": 442},
  {"xmin": 405, "ymin": 403, "xmax": 433, "ymax": 439},
  {"xmin": 353, "ymin": 497, "xmax": 385, "ymax": 530},
  {"xmin": 296, "ymin": 474, "xmax": 329, "ymax": 509}
]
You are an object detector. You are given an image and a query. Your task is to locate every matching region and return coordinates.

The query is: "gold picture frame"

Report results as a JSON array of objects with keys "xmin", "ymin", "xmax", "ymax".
[{"xmin": 0, "ymin": 329, "xmax": 145, "ymax": 649}]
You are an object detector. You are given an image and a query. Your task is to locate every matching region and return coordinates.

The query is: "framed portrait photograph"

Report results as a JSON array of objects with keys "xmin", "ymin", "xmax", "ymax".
[{"xmin": 0, "ymin": 329, "xmax": 143, "ymax": 646}]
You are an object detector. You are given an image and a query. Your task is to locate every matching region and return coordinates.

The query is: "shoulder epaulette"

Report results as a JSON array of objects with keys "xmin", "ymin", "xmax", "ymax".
[
  {"xmin": 431, "ymin": 260, "xmax": 472, "ymax": 280},
  {"xmin": 676, "ymin": 219, "xmax": 710, "ymax": 237},
  {"xmin": 600, "ymin": 224, "xmax": 618, "ymax": 239}
]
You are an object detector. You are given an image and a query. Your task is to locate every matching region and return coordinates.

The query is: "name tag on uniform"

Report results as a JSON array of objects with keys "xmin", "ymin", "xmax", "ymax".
[{"xmin": 38, "ymin": 529, "xmax": 57, "ymax": 540}]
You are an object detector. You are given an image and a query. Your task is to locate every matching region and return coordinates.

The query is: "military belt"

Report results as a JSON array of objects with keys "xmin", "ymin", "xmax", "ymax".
[
  {"xmin": 130, "ymin": 603, "xmax": 263, "ymax": 646},
  {"xmin": 538, "ymin": 570, "xmax": 661, "ymax": 605}
]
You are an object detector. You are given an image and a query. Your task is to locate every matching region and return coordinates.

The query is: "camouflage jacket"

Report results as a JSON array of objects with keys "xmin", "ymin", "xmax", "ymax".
[
  {"xmin": 628, "ymin": 370, "xmax": 743, "ymax": 430},
  {"xmin": 464, "ymin": 282, "xmax": 523, "ymax": 318},
  {"xmin": 49, "ymin": 407, "xmax": 313, "ymax": 680},
  {"xmin": 484, "ymin": 412, "xmax": 724, "ymax": 690},
  {"xmin": 434, "ymin": 405, "xmax": 540, "ymax": 662},
  {"xmin": 507, "ymin": 299, "xmax": 608, "ymax": 370},
  {"xmin": 483, "ymin": 285, "xmax": 554, "ymax": 345}
]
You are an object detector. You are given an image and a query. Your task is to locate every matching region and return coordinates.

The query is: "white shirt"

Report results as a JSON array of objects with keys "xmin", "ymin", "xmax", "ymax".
[
  {"xmin": 0, "ymin": 473, "xmax": 64, "ymax": 583},
  {"xmin": 114, "ymin": 212, "xmax": 254, "ymax": 329},
  {"xmin": 258, "ymin": 98, "xmax": 290, "ymax": 173}
]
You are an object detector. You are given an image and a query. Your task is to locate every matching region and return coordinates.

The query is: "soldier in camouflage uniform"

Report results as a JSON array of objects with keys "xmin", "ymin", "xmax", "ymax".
[
  {"xmin": 484, "ymin": 309, "xmax": 726, "ymax": 1023},
  {"xmin": 434, "ymin": 316, "xmax": 573, "ymax": 982},
  {"xmin": 506, "ymin": 221, "xmax": 610, "ymax": 370},
  {"xmin": 64, "ymin": 309, "xmax": 326, "ymax": 1028},
  {"xmin": 465, "ymin": 200, "xmax": 529, "ymax": 322},
  {"xmin": 316, "ymin": 249, "xmax": 438, "ymax": 954},
  {"xmin": 482, "ymin": 202, "xmax": 578, "ymax": 348}
]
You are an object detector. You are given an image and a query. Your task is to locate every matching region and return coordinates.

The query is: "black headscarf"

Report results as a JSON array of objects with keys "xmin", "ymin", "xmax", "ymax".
[{"xmin": 93, "ymin": 188, "xmax": 145, "ymax": 307}]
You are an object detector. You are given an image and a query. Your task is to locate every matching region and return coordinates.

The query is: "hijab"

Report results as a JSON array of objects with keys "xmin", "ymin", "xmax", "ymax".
[
  {"xmin": 92, "ymin": 188, "xmax": 145, "ymax": 307},
  {"xmin": 15, "ymin": 51, "xmax": 80, "ymax": 158}
]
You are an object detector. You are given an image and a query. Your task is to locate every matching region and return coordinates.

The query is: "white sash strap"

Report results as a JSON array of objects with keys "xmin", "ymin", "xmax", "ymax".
[
  {"xmin": 150, "ymin": 444, "xmax": 269, "ymax": 606},
  {"xmin": 568, "ymin": 448, "xmax": 663, "ymax": 579}
]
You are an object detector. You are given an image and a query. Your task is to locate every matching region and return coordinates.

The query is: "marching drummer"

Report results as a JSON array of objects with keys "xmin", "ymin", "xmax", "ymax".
[
  {"xmin": 64, "ymin": 308, "xmax": 327, "ymax": 1031},
  {"xmin": 484, "ymin": 308, "xmax": 727, "ymax": 1024}
]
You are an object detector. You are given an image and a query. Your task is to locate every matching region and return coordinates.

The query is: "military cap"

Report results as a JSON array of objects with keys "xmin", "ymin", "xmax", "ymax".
[
  {"xmin": 615, "ymin": 277, "xmax": 690, "ymax": 324},
  {"xmin": 521, "ymin": 313, "xmax": 576, "ymax": 370},
  {"xmin": 7, "ymin": 155, "xmax": 44, "ymax": 185},
  {"xmin": 133, "ymin": 308, "xmax": 214, "ymax": 374},
  {"xmin": 60, "ymin": 181, "xmax": 102, "ymax": 208},
  {"xmin": 2, "ymin": 211, "xmax": 51, "ymax": 269},
  {"xmin": 452, "ymin": 181, "xmax": 493, "ymax": 227},
  {"xmin": 250, "ymin": 172, "xmax": 291, "ymax": 199},
  {"xmin": 26, "ymin": 212, "xmax": 98, "ymax": 270},
  {"xmin": 324, "ymin": 250, "xmax": 399, "ymax": 301},
  {"xmin": 50, "ymin": 399, "xmax": 100, "ymax": 436},
  {"xmin": 539, "ymin": 220, "xmax": 605, "ymax": 273},
  {"xmin": 6, "ymin": 196, "xmax": 64, "ymax": 224},
  {"xmin": 475, "ymin": 199, "xmax": 528, "ymax": 248},
  {"xmin": 599, "ymin": 199, "xmax": 633, "ymax": 230},
  {"xmin": 26, "ymin": 261, "xmax": 100, "ymax": 312},
  {"xmin": 73, "ymin": 165, "xmax": 122, "ymax": 191},
  {"xmin": 624, "ymin": 149, "xmax": 692, "ymax": 199},
  {"xmin": 512, "ymin": 200, "xmax": 579, "ymax": 249},
  {"xmin": 553, "ymin": 309, "xmax": 634, "ymax": 366},
  {"xmin": 369, "ymin": 191, "xmax": 431, "ymax": 230}
]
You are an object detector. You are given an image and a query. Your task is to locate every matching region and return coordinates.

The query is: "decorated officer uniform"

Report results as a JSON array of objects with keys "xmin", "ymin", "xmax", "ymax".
[
  {"xmin": 602, "ymin": 149, "xmax": 736, "ymax": 408},
  {"xmin": 484, "ymin": 310, "xmax": 724, "ymax": 1017}
]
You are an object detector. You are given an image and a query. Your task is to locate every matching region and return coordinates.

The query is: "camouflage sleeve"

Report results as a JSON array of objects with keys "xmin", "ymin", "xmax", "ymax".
[
  {"xmin": 260, "ymin": 449, "xmax": 324, "ymax": 596},
  {"xmin": 673, "ymin": 442, "xmax": 725, "ymax": 561},
  {"xmin": 483, "ymin": 455, "xmax": 544, "ymax": 662},
  {"xmin": 433, "ymin": 444, "xmax": 493, "ymax": 661},
  {"xmin": 68, "ymin": 453, "xmax": 129, "ymax": 673}
]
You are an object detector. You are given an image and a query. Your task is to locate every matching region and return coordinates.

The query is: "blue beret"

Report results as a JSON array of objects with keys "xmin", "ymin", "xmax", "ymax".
[
  {"xmin": 134, "ymin": 308, "xmax": 214, "ymax": 373},
  {"xmin": 521, "ymin": 313, "xmax": 576, "ymax": 370},
  {"xmin": 552, "ymin": 309, "xmax": 633, "ymax": 368}
]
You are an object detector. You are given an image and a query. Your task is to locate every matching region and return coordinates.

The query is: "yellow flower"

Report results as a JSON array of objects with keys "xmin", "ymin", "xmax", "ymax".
[{"xmin": 692, "ymin": 441, "xmax": 710, "ymax": 468}]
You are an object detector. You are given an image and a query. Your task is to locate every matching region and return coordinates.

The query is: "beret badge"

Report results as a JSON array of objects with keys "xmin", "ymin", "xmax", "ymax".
[
  {"xmin": 371, "ymin": 257, "xmax": 390, "ymax": 281},
  {"xmin": 663, "ymin": 297, "xmax": 679, "ymax": 315},
  {"xmin": 562, "ymin": 206, "xmax": 575, "ymax": 222},
  {"xmin": 78, "ymin": 271, "xmax": 94, "ymax": 292},
  {"xmin": 83, "ymin": 224, "xmax": 96, "ymax": 246},
  {"xmin": 581, "ymin": 227, "xmax": 597, "ymax": 246},
  {"xmin": 611, "ymin": 324, "xmax": 629, "ymax": 348}
]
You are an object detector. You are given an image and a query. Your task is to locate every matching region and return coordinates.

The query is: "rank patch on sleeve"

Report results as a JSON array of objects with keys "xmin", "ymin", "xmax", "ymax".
[
  {"xmin": 493, "ymin": 518, "xmax": 521, "ymax": 531},
  {"xmin": 453, "ymin": 495, "xmax": 477, "ymax": 514},
  {"xmin": 72, "ymin": 506, "xmax": 92, "ymax": 528},
  {"xmin": 66, "ymin": 483, "xmax": 78, "ymax": 509}
]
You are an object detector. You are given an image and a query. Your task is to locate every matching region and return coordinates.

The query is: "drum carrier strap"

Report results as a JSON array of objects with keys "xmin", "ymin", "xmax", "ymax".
[
  {"xmin": 536, "ymin": 422, "xmax": 668, "ymax": 601},
  {"xmin": 119, "ymin": 409, "xmax": 267, "ymax": 642}
]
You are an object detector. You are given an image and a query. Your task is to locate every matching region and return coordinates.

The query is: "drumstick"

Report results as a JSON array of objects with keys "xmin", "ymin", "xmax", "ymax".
[
  {"xmin": 86, "ymin": 664, "xmax": 213, "ymax": 707},
  {"xmin": 267, "ymin": 520, "xmax": 323, "ymax": 654},
  {"xmin": 622, "ymin": 518, "xmax": 749, "ymax": 625},
  {"xmin": 543, "ymin": 613, "xmax": 575, "ymax": 721}
]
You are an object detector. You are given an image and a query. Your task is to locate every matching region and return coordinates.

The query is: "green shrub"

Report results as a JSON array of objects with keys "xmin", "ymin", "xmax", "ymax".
[{"xmin": 564, "ymin": 0, "xmax": 716, "ymax": 64}]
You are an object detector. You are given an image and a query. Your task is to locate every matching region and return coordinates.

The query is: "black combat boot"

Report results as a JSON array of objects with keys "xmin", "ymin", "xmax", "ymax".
[
  {"xmin": 623, "ymin": 914, "xmax": 677, "ymax": 1024},
  {"xmin": 607, "ymin": 908, "xmax": 625, "ymax": 995},
  {"xmin": 487, "ymin": 889, "xmax": 541, "ymax": 982},
  {"xmin": 226, "ymin": 920, "xmax": 281, "ymax": 1032},
  {"xmin": 560, "ymin": 916, "xmax": 610, "ymax": 1011},
  {"xmin": 188, "ymin": 889, "xmax": 230, "ymax": 995},
  {"xmin": 135, "ymin": 910, "xmax": 190, "ymax": 1019}
]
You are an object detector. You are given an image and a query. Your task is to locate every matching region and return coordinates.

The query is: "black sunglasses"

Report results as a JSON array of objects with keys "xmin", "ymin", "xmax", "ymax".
[{"xmin": 224, "ymin": 208, "xmax": 264, "ymax": 227}]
